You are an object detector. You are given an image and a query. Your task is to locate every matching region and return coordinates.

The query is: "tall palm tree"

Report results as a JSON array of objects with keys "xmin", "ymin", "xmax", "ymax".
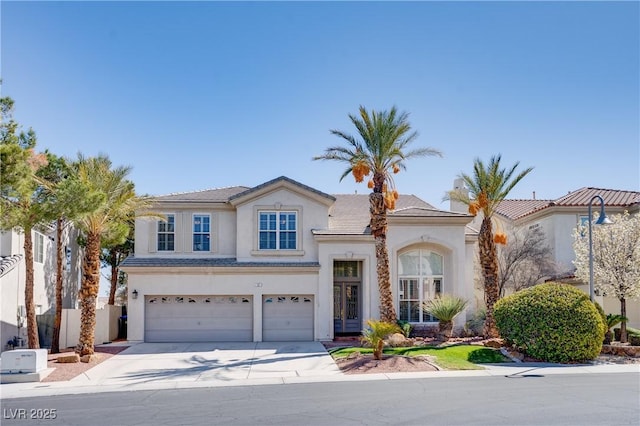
[
  {"xmin": 37, "ymin": 152, "xmax": 101, "ymax": 353},
  {"xmin": 447, "ymin": 155, "xmax": 532, "ymax": 338},
  {"xmin": 314, "ymin": 106, "xmax": 441, "ymax": 322},
  {"xmin": 72, "ymin": 154, "xmax": 151, "ymax": 356}
]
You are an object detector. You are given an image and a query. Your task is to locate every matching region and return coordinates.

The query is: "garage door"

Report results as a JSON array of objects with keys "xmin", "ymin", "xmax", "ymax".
[
  {"xmin": 145, "ymin": 295, "xmax": 253, "ymax": 342},
  {"xmin": 262, "ymin": 295, "xmax": 314, "ymax": 341}
]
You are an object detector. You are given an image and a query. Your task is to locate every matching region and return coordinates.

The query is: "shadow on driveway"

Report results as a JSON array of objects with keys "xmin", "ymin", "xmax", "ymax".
[{"xmin": 88, "ymin": 342, "xmax": 341, "ymax": 385}]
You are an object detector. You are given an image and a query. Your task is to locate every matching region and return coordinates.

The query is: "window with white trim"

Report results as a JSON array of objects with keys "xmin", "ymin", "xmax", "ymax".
[
  {"xmin": 259, "ymin": 211, "xmax": 297, "ymax": 250},
  {"xmin": 193, "ymin": 214, "xmax": 210, "ymax": 251},
  {"xmin": 157, "ymin": 214, "xmax": 175, "ymax": 251},
  {"xmin": 34, "ymin": 232, "xmax": 44, "ymax": 264},
  {"xmin": 398, "ymin": 249, "xmax": 443, "ymax": 323}
]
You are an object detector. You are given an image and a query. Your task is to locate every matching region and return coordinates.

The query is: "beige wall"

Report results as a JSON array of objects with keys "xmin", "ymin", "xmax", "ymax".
[
  {"xmin": 126, "ymin": 270, "xmax": 320, "ymax": 342},
  {"xmin": 128, "ymin": 184, "xmax": 475, "ymax": 342},
  {"xmin": 57, "ymin": 306, "xmax": 120, "ymax": 349},
  {"xmin": 389, "ymin": 224, "xmax": 472, "ymax": 330},
  {"xmin": 136, "ymin": 209, "xmax": 237, "ymax": 258},
  {"xmin": 316, "ymin": 240, "xmax": 376, "ymax": 340},
  {"xmin": 233, "ymin": 188, "xmax": 330, "ymax": 262}
]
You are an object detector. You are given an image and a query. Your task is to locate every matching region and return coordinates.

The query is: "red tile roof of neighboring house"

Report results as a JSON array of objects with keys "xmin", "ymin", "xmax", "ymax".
[
  {"xmin": 496, "ymin": 187, "xmax": 640, "ymax": 220},
  {"xmin": 554, "ymin": 187, "xmax": 640, "ymax": 207},
  {"xmin": 495, "ymin": 199, "xmax": 553, "ymax": 220}
]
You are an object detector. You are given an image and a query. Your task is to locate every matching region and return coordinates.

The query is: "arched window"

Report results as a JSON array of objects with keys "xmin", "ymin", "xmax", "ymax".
[{"xmin": 398, "ymin": 249, "xmax": 443, "ymax": 323}]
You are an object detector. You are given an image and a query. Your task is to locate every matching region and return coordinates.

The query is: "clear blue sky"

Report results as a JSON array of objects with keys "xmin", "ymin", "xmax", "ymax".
[{"xmin": 2, "ymin": 1, "xmax": 639, "ymax": 210}]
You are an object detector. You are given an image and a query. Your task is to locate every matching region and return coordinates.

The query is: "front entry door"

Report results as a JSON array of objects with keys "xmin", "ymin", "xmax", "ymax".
[{"xmin": 333, "ymin": 282, "xmax": 361, "ymax": 334}]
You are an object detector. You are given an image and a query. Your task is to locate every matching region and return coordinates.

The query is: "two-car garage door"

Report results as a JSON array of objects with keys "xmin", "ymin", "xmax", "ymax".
[
  {"xmin": 144, "ymin": 294, "xmax": 314, "ymax": 342},
  {"xmin": 145, "ymin": 295, "xmax": 253, "ymax": 342}
]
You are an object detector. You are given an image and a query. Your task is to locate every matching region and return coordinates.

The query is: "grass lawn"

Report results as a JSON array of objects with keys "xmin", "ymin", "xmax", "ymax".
[{"xmin": 328, "ymin": 344, "xmax": 511, "ymax": 370}]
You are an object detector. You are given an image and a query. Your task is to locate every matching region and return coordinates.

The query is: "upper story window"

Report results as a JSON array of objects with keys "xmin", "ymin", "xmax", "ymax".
[
  {"xmin": 398, "ymin": 249, "xmax": 444, "ymax": 323},
  {"xmin": 34, "ymin": 232, "xmax": 44, "ymax": 264},
  {"xmin": 259, "ymin": 211, "xmax": 297, "ymax": 250},
  {"xmin": 193, "ymin": 214, "xmax": 210, "ymax": 252},
  {"xmin": 157, "ymin": 214, "xmax": 175, "ymax": 251}
]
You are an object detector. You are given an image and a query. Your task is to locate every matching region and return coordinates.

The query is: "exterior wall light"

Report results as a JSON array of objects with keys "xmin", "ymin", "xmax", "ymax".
[{"xmin": 132, "ymin": 289, "xmax": 138, "ymax": 300}]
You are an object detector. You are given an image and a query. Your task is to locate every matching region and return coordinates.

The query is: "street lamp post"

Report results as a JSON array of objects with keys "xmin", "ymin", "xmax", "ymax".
[{"xmin": 588, "ymin": 195, "xmax": 612, "ymax": 302}]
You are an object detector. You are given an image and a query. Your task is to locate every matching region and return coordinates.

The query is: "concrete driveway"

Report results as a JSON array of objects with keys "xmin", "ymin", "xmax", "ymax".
[{"xmin": 70, "ymin": 341, "xmax": 342, "ymax": 387}]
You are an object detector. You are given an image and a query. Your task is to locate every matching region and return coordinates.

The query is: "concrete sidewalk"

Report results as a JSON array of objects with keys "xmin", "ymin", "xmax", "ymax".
[{"xmin": 1, "ymin": 342, "xmax": 638, "ymax": 400}]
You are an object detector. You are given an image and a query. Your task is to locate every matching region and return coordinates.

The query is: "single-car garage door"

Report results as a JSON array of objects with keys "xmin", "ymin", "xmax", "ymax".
[
  {"xmin": 145, "ymin": 295, "xmax": 253, "ymax": 342},
  {"xmin": 262, "ymin": 295, "xmax": 314, "ymax": 341}
]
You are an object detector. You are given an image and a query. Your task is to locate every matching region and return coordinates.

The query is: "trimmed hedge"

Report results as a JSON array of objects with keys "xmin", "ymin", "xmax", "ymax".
[{"xmin": 494, "ymin": 283, "xmax": 605, "ymax": 363}]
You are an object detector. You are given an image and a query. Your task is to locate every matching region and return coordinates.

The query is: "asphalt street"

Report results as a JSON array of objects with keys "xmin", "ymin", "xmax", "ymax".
[{"xmin": 2, "ymin": 372, "xmax": 638, "ymax": 426}]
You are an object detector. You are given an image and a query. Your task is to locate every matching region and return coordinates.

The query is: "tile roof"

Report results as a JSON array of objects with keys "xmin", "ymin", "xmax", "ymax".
[
  {"xmin": 147, "ymin": 177, "xmax": 469, "ymax": 235},
  {"xmin": 495, "ymin": 199, "xmax": 554, "ymax": 220},
  {"xmin": 121, "ymin": 257, "xmax": 320, "ymax": 268},
  {"xmin": 496, "ymin": 187, "xmax": 640, "ymax": 220},
  {"xmin": 0, "ymin": 254, "xmax": 23, "ymax": 278},
  {"xmin": 229, "ymin": 176, "xmax": 336, "ymax": 203},
  {"xmin": 153, "ymin": 186, "xmax": 250, "ymax": 202},
  {"xmin": 320, "ymin": 194, "xmax": 466, "ymax": 235},
  {"xmin": 554, "ymin": 187, "xmax": 640, "ymax": 207}
]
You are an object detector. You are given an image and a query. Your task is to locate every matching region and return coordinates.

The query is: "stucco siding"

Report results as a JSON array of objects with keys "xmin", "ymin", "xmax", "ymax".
[
  {"xmin": 389, "ymin": 225, "xmax": 470, "ymax": 329},
  {"xmin": 126, "ymin": 271, "xmax": 319, "ymax": 342},
  {"xmin": 234, "ymin": 188, "xmax": 329, "ymax": 262}
]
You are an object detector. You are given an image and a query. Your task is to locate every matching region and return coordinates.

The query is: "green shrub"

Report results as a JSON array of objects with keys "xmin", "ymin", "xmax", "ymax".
[
  {"xmin": 396, "ymin": 320, "xmax": 413, "ymax": 338},
  {"xmin": 594, "ymin": 301, "xmax": 607, "ymax": 328},
  {"xmin": 494, "ymin": 283, "xmax": 605, "ymax": 363}
]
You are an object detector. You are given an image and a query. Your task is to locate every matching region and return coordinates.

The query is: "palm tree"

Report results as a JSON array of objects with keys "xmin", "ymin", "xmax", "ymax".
[
  {"xmin": 314, "ymin": 106, "xmax": 441, "ymax": 322},
  {"xmin": 37, "ymin": 152, "xmax": 101, "ymax": 353},
  {"xmin": 361, "ymin": 319, "xmax": 401, "ymax": 360},
  {"xmin": 446, "ymin": 155, "xmax": 532, "ymax": 338},
  {"xmin": 72, "ymin": 154, "xmax": 151, "ymax": 356}
]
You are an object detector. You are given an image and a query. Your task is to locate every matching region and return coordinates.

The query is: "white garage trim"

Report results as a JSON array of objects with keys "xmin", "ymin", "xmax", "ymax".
[
  {"xmin": 145, "ymin": 295, "xmax": 253, "ymax": 342},
  {"xmin": 262, "ymin": 295, "xmax": 314, "ymax": 341}
]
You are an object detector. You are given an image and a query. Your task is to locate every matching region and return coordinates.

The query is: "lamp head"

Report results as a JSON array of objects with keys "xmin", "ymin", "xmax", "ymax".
[{"xmin": 596, "ymin": 215, "xmax": 613, "ymax": 225}]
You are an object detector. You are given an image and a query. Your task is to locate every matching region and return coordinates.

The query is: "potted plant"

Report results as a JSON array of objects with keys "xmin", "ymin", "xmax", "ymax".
[
  {"xmin": 423, "ymin": 295, "xmax": 468, "ymax": 341},
  {"xmin": 604, "ymin": 314, "xmax": 627, "ymax": 344}
]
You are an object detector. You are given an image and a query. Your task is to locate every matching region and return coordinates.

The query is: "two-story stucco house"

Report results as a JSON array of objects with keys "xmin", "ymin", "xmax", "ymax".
[
  {"xmin": 122, "ymin": 176, "xmax": 477, "ymax": 343},
  {"xmin": 456, "ymin": 185, "xmax": 640, "ymax": 329}
]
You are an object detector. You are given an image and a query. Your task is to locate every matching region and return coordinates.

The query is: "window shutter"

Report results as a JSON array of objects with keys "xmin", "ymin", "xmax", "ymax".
[{"xmin": 148, "ymin": 220, "xmax": 157, "ymax": 253}]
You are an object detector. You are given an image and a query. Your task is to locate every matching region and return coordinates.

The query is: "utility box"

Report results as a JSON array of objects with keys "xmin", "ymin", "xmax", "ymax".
[{"xmin": 0, "ymin": 349, "xmax": 48, "ymax": 373}]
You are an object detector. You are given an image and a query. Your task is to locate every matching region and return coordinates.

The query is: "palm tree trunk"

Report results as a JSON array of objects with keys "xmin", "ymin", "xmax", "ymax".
[
  {"xmin": 51, "ymin": 218, "xmax": 64, "ymax": 354},
  {"xmin": 108, "ymin": 249, "xmax": 117, "ymax": 305},
  {"xmin": 439, "ymin": 320, "xmax": 453, "ymax": 341},
  {"xmin": 479, "ymin": 217, "xmax": 500, "ymax": 338},
  {"xmin": 620, "ymin": 298, "xmax": 627, "ymax": 343},
  {"xmin": 76, "ymin": 230, "xmax": 101, "ymax": 356},
  {"xmin": 23, "ymin": 228, "xmax": 40, "ymax": 349},
  {"xmin": 370, "ymin": 192, "xmax": 397, "ymax": 323}
]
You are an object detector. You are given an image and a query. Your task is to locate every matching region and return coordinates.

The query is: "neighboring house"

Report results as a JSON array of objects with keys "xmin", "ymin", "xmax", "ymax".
[
  {"xmin": 0, "ymin": 226, "xmax": 83, "ymax": 352},
  {"xmin": 451, "ymin": 181, "xmax": 640, "ymax": 328},
  {"xmin": 122, "ymin": 176, "xmax": 477, "ymax": 343}
]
